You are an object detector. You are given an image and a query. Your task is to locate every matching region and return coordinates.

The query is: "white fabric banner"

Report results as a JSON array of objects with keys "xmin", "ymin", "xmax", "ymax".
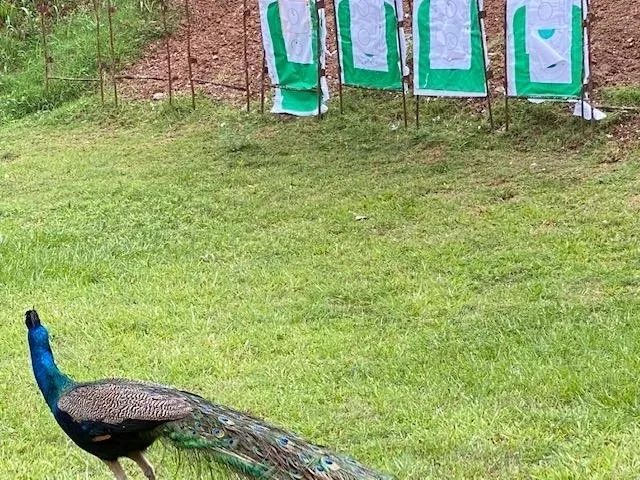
[
  {"xmin": 279, "ymin": 0, "xmax": 314, "ymax": 64},
  {"xmin": 258, "ymin": 0, "xmax": 329, "ymax": 116},
  {"xmin": 525, "ymin": 0, "xmax": 572, "ymax": 83},
  {"xmin": 350, "ymin": 0, "xmax": 388, "ymax": 72},
  {"xmin": 413, "ymin": 0, "xmax": 488, "ymax": 97},
  {"xmin": 429, "ymin": 0, "xmax": 473, "ymax": 70},
  {"xmin": 506, "ymin": 0, "xmax": 589, "ymax": 98}
]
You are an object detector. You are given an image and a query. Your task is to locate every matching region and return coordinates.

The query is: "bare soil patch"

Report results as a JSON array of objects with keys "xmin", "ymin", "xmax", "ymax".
[{"xmin": 118, "ymin": 0, "xmax": 640, "ymax": 103}]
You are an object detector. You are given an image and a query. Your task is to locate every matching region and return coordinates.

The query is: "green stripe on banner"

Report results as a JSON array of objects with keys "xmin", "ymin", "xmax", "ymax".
[
  {"xmin": 414, "ymin": 0, "xmax": 487, "ymax": 97},
  {"xmin": 337, "ymin": 0, "xmax": 403, "ymax": 90}
]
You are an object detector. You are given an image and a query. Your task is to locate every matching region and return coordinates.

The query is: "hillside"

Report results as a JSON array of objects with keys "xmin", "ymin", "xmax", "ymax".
[{"xmin": 119, "ymin": 0, "xmax": 640, "ymax": 102}]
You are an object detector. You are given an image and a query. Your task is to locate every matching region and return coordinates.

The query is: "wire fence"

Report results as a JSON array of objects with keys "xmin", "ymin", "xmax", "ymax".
[{"xmin": 36, "ymin": 0, "xmax": 639, "ymax": 129}]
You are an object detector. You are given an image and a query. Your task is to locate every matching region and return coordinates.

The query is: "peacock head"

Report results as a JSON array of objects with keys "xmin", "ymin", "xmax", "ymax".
[
  {"xmin": 25, "ymin": 309, "xmax": 51, "ymax": 350},
  {"xmin": 25, "ymin": 309, "xmax": 41, "ymax": 330},
  {"xmin": 25, "ymin": 309, "xmax": 71, "ymax": 407}
]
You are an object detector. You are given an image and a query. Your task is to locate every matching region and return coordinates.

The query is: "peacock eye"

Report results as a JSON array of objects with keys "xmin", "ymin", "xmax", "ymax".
[
  {"xmin": 212, "ymin": 428, "xmax": 225, "ymax": 438},
  {"xmin": 321, "ymin": 455, "xmax": 341, "ymax": 471},
  {"xmin": 224, "ymin": 437, "xmax": 239, "ymax": 448}
]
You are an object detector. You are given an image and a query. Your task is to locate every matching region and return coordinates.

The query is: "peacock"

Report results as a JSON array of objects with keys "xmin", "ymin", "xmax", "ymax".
[{"xmin": 25, "ymin": 309, "xmax": 393, "ymax": 480}]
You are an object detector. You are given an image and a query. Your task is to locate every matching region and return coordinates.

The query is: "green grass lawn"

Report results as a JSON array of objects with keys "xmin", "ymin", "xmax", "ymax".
[{"xmin": 0, "ymin": 95, "xmax": 639, "ymax": 479}]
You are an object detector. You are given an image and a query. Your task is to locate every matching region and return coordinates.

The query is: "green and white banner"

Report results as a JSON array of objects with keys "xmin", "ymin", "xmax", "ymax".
[
  {"xmin": 506, "ymin": 0, "xmax": 588, "ymax": 98},
  {"xmin": 258, "ymin": 0, "xmax": 329, "ymax": 116},
  {"xmin": 334, "ymin": 0, "xmax": 407, "ymax": 90},
  {"xmin": 413, "ymin": 0, "xmax": 489, "ymax": 97}
]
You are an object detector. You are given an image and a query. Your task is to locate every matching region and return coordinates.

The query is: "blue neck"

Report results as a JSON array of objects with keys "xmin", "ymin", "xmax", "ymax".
[{"xmin": 28, "ymin": 325, "xmax": 73, "ymax": 411}]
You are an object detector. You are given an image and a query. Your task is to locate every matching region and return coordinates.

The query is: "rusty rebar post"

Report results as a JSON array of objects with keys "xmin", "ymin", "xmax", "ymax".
[
  {"xmin": 331, "ymin": 0, "xmax": 344, "ymax": 114},
  {"xmin": 162, "ymin": 0, "xmax": 173, "ymax": 104},
  {"xmin": 315, "ymin": 0, "xmax": 323, "ymax": 119},
  {"xmin": 579, "ymin": 0, "xmax": 586, "ymax": 131},
  {"xmin": 38, "ymin": 2, "xmax": 50, "ymax": 93},
  {"xmin": 185, "ymin": 0, "xmax": 196, "ymax": 109},
  {"xmin": 106, "ymin": 0, "xmax": 118, "ymax": 106},
  {"xmin": 93, "ymin": 0, "xmax": 104, "ymax": 104},
  {"xmin": 242, "ymin": 0, "xmax": 251, "ymax": 112},
  {"xmin": 586, "ymin": 0, "xmax": 594, "ymax": 129},
  {"xmin": 260, "ymin": 53, "xmax": 266, "ymax": 114},
  {"xmin": 503, "ymin": 1, "xmax": 509, "ymax": 131},
  {"xmin": 476, "ymin": 1, "xmax": 494, "ymax": 130},
  {"xmin": 394, "ymin": 2, "xmax": 408, "ymax": 129},
  {"xmin": 407, "ymin": 0, "xmax": 420, "ymax": 128}
]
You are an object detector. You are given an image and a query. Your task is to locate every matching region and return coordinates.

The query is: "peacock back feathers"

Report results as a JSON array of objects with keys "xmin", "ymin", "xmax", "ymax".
[{"xmin": 58, "ymin": 380, "xmax": 193, "ymax": 425}]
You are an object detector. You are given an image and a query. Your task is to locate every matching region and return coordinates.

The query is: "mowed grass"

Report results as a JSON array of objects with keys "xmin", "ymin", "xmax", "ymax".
[{"xmin": 0, "ymin": 95, "xmax": 639, "ymax": 479}]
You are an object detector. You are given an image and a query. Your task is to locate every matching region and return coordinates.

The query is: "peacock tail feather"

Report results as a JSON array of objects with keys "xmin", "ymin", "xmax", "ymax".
[{"xmin": 159, "ymin": 392, "xmax": 392, "ymax": 480}]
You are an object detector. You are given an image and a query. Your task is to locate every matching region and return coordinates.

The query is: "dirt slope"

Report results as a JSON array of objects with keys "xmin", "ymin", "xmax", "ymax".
[{"xmin": 119, "ymin": 0, "xmax": 639, "ymax": 102}]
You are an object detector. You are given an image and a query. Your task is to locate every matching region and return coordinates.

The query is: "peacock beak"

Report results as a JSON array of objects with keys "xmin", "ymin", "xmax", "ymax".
[{"xmin": 25, "ymin": 309, "xmax": 41, "ymax": 329}]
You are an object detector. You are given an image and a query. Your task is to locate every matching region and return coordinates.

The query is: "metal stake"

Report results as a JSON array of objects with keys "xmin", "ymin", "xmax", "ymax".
[
  {"xmin": 242, "ymin": 0, "xmax": 251, "ymax": 112},
  {"xmin": 185, "ymin": 0, "xmax": 196, "ymax": 108},
  {"xmin": 503, "ymin": 0, "xmax": 509, "ymax": 131},
  {"xmin": 476, "ymin": 2, "xmax": 494, "ymax": 130},
  {"xmin": 579, "ymin": 0, "xmax": 587, "ymax": 131},
  {"xmin": 162, "ymin": 0, "xmax": 173, "ymax": 104},
  {"xmin": 106, "ymin": 0, "xmax": 118, "ymax": 106},
  {"xmin": 38, "ymin": 3, "xmax": 50, "ymax": 93},
  {"xmin": 394, "ymin": 1, "xmax": 408, "ymax": 129},
  {"xmin": 315, "ymin": 0, "xmax": 323, "ymax": 119},
  {"xmin": 94, "ymin": 0, "xmax": 104, "ymax": 104},
  {"xmin": 585, "ymin": 0, "xmax": 595, "ymax": 129},
  {"xmin": 260, "ymin": 52, "xmax": 266, "ymax": 114},
  {"xmin": 407, "ymin": 0, "xmax": 420, "ymax": 128},
  {"xmin": 331, "ymin": 0, "xmax": 344, "ymax": 114}
]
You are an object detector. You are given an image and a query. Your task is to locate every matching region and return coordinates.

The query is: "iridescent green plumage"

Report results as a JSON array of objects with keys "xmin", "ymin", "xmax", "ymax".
[
  {"xmin": 158, "ymin": 390, "xmax": 393, "ymax": 479},
  {"xmin": 26, "ymin": 310, "xmax": 393, "ymax": 480}
]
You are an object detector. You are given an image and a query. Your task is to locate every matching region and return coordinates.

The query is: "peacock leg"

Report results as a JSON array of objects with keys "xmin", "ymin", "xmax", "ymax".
[
  {"xmin": 102, "ymin": 459, "xmax": 128, "ymax": 480},
  {"xmin": 128, "ymin": 451, "xmax": 156, "ymax": 480}
]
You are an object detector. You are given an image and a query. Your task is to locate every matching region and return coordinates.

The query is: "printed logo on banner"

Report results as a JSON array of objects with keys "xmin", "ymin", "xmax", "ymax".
[{"xmin": 279, "ymin": 0, "xmax": 313, "ymax": 64}]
